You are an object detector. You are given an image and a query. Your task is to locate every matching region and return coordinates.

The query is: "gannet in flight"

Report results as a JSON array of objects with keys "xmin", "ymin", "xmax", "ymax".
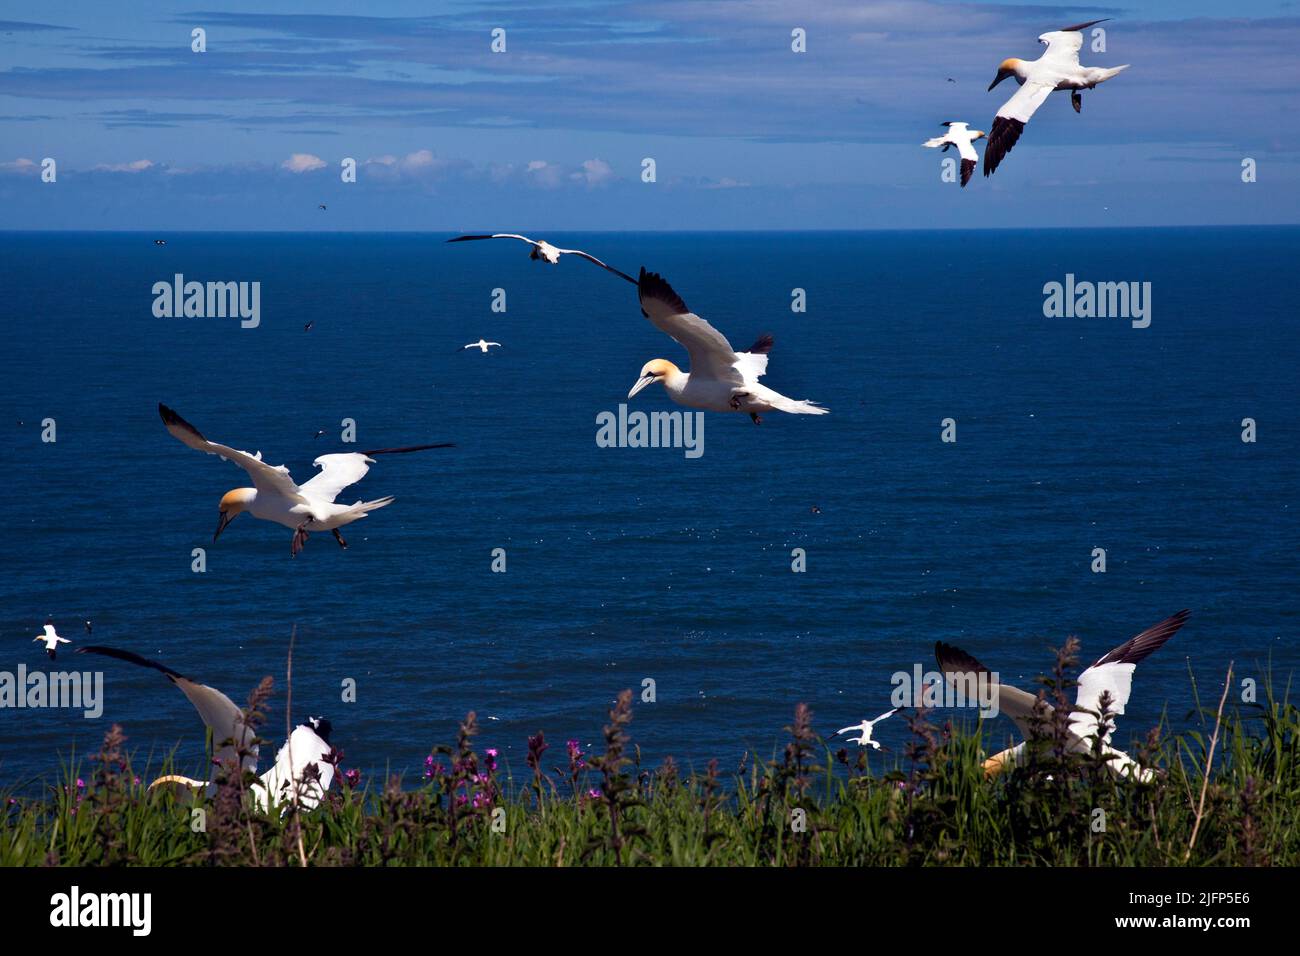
[
  {"xmin": 462, "ymin": 339, "xmax": 502, "ymax": 353},
  {"xmin": 159, "ymin": 403, "xmax": 453, "ymax": 557},
  {"xmin": 830, "ymin": 709, "xmax": 897, "ymax": 749},
  {"xmin": 628, "ymin": 268, "xmax": 829, "ymax": 424},
  {"xmin": 935, "ymin": 610, "xmax": 1189, "ymax": 781},
  {"xmin": 76, "ymin": 645, "xmax": 335, "ymax": 812},
  {"xmin": 33, "ymin": 620, "xmax": 71, "ymax": 660},
  {"xmin": 922, "ymin": 122, "xmax": 986, "ymax": 187},
  {"xmin": 984, "ymin": 19, "xmax": 1129, "ymax": 177},
  {"xmin": 447, "ymin": 233, "xmax": 636, "ymax": 284}
]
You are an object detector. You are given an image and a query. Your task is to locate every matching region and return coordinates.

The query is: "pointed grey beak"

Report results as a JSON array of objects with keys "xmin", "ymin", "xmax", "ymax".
[
  {"xmin": 988, "ymin": 70, "xmax": 1011, "ymax": 91},
  {"xmin": 214, "ymin": 510, "xmax": 234, "ymax": 542},
  {"xmin": 628, "ymin": 373, "xmax": 656, "ymax": 399}
]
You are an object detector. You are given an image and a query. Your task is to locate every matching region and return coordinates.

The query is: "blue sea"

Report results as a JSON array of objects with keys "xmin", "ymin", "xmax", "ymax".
[{"xmin": 1, "ymin": 228, "xmax": 1296, "ymax": 790}]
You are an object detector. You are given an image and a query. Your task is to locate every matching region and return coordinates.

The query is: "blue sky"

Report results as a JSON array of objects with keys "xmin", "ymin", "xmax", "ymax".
[{"xmin": 1, "ymin": 1, "xmax": 1297, "ymax": 229}]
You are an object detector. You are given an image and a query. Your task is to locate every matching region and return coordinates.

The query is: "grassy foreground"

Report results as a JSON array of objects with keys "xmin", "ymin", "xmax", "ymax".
[{"xmin": 3, "ymin": 645, "xmax": 1297, "ymax": 867}]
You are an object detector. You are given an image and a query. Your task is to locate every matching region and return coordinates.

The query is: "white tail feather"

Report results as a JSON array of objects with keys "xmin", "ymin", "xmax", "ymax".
[{"xmin": 764, "ymin": 393, "xmax": 829, "ymax": 415}]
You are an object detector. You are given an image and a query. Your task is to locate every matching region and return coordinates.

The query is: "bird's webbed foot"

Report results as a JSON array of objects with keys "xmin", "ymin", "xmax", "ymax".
[
  {"xmin": 332, "ymin": 528, "xmax": 348, "ymax": 550},
  {"xmin": 729, "ymin": 391, "xmax": 750, "ymax": 411},
  {"xmin": 1071, "ymin": 91, "xmax": 1082, "ymax": 113},
  {"xmin": 750, "ymin": 412, "xmax": 762, "ymax": 425},
  {"xmin": 291, "ymin": 520, "xmax": 313, "ymax": 557}
]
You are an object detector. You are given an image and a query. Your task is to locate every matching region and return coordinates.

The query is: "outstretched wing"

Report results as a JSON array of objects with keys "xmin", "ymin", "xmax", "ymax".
[
  {"xmin": 935, "ymin": 640, "xmax": 1045, "ymax": 740},
  {"xmin": 1070, "ymin": 610, "xmax": 1189, "ymax": 743},
  {"xmin": 447, "ymin": 233, "xmax": 536, "ymax": 245},
  {"xmin": 1041, "ymin": 20, "xmax": 1108, "ymax": 67},
  {"xmin": 77, "ymin": 645, "xmax": 259, "ymax": 777},
  {"xmin": 553, "ymin": 247, "xmax": 637, "ymax": 284},
  {"xmin": 159, "ymin": 404, "xmax": 304, "ymax": 502},
  {"xmin": 299, "ymin": 453, "xmax": 374, "ymax": 503},
  {"xmin": 637, "ymin": 268, "xmax": 743, "ymax": 382},
  {"xmin": 1039, "ymin": 29, "xmax": 1086, "ymax": 67},
  {"xmin": 983, "ymin": 80, "xmax": 1054, "ymax": 176},
  {"xmin": 301, "ymin": 444, "xmax": 453, "ymax": 502}
]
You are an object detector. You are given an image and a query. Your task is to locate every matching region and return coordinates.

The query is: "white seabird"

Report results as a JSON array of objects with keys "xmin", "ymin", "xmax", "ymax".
[
  {"xmin": 922, "ymin": 122, "xmax": 986, "ymax": 188},
  {"xmin": 462, "ymin": 339, "xmax": 502, "ymax": 353},
  {"xmin": 447, "ymin": 233, "xmax": 635, "ymax": 283},
  {"xmin": 935, "ymin": 610, "xmax": 1189, "ymax": 781},
  {"xmin": 33, "ymin": 620, "xmax": 71, "ymax": 660},
  {"xmin": 627, "ymin": 268, "xmax": 829, "ymax": 425},
  {"xmin": 159, "ymin": 403, "xmax": 453, "ymax": 557},
  {"xmin": 830, "ymin": 709, "xmax": 897, "ymax": 749},
  {"xmin": 76, "ymin": 645, "xmax": 335, "ymax": 812},
  {"xmin": 984, "ymin": 19, "xmax": 1129, "ymax": 176}
]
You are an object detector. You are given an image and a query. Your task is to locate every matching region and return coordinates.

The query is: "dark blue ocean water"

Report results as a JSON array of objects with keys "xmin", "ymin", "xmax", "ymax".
[{"xmin": 1, "ymin": 229, "xmax": 1296, "ymax": 790}]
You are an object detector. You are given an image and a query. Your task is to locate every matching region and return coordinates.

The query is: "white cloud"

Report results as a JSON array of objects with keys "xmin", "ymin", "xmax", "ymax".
[
  {"xmin": 703, "ymin": 177, "xmax": 750, "ymax": 189},
  {"xmin": 93, "ymin": 159, "xmax": 154, "ymax": 173},
  {"xmin": 526, "ymin": 159, "xmax": 564, "ymax": 189},
  {"xmin": 282, "ymin": 153, "xmax": 326, "ymax": 173},
  {"xmin": 402, "ymin": 149, "xmax": 435, "ymax": 170},
  {"xmin": 362, "ymin": 150, "xmax": 466, "ymax": 181},
  {"xmin": 572, "ymin": 158, "xmax": 614, "ymax": 187},
  {"xmin": 0, "ymin": 158, "xmax": 39, "ymax": 175}
]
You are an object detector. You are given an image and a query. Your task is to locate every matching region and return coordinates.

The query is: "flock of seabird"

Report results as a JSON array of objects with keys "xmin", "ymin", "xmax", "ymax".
[
  {"xmin": 23, "ymin": 17, "xmax": 1166, "ymax": 811},
  {"xmin": 927, "ymin": 19, "xmax": 1129, "ymax": 186}
]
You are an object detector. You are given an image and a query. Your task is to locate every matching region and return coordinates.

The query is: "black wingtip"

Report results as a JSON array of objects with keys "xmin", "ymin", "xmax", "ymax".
[
  {"xmin": 982, "ymin": 115, "xmax": 1024, "ymax": 177},
  {"xmin": 637, "ymin": 268, "xmax": 689, "ymax": 315},
  {"xmin": 1060, "ymin": 17, "xmax": 1110, "ymax": 32},
  {"xmin": 1090, "ymin": 610, "xmax": 1190, "ymax": 669},
  {"xmin": 934, "ymin": 640, "xmax": 991, "ymax": 675},
  {"xmin": 76, "ymin": 644, "xmax": 189, "ymax": 683},
  {"xmin": 359, "ymin": 442, "xmax": 456, "ymax": 456},
  {"xmin": 746, "ymin": 334, "xmax": 774, "ymax": 355},
  {"xmin": 158, "ymin": 403, "xmax": 206, "ymax": 441}
]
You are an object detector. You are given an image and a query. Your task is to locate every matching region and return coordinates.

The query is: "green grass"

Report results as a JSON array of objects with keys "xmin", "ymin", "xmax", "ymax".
[{"xmin": 4, "ymin": 662, "xmax": 1297, "ymax": 867}]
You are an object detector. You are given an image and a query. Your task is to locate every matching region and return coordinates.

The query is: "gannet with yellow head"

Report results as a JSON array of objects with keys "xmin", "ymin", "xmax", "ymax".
[
  {"xmin": 76, "ymin": 645, "xmax": 336, "ymax": 812},
  {"xmin": 159, "ymin": 403, "xmax": 452, "ymax": 557},
  {"xmin": 934, "ymin": 610, "xmax": 1189, "ymax": 782},
  {"xmin": 983, "ymin": 19, "xmax": 1130, "ymax": 176},
  {"xmin": 628, "ymin": 268, "xmax": 828, "ymax": 425}
]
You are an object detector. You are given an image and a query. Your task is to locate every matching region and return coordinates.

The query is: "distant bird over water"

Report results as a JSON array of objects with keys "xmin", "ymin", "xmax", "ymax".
[
  {"xmin": 935, "ymin": 610, "xmax": 1189, "ymax": 781},
  {"xmin": 984, "ymin": 19, "xmax": 1129, "ymax": 177},
  {"xmin": 154, "ymin": 239, "xmax": 166, "ymax": 246},
  {"xmin": 830, "ymin": 709, "xmax": 896, "ymax": 749},
  {"xmin": 462, "ymin": 339, "xmax": 502, "ymax": 353},
  {"xmin": 447, "ymin": 233, "xmax": 636, "ymax": 283},
  {"xmin": 158, "ymin": 403, "xmax": 453, "ymax": 557},
  {"xmin": 33, "ymin": 620, "xmax": 70, "ymax": 660},
  {"xmin": 922, "ymin": 122, "xmax": 986, "ymax": 187},
  {"xmin": 628, "ymin": 268, "xmax": 829, "ymax": 425}
]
